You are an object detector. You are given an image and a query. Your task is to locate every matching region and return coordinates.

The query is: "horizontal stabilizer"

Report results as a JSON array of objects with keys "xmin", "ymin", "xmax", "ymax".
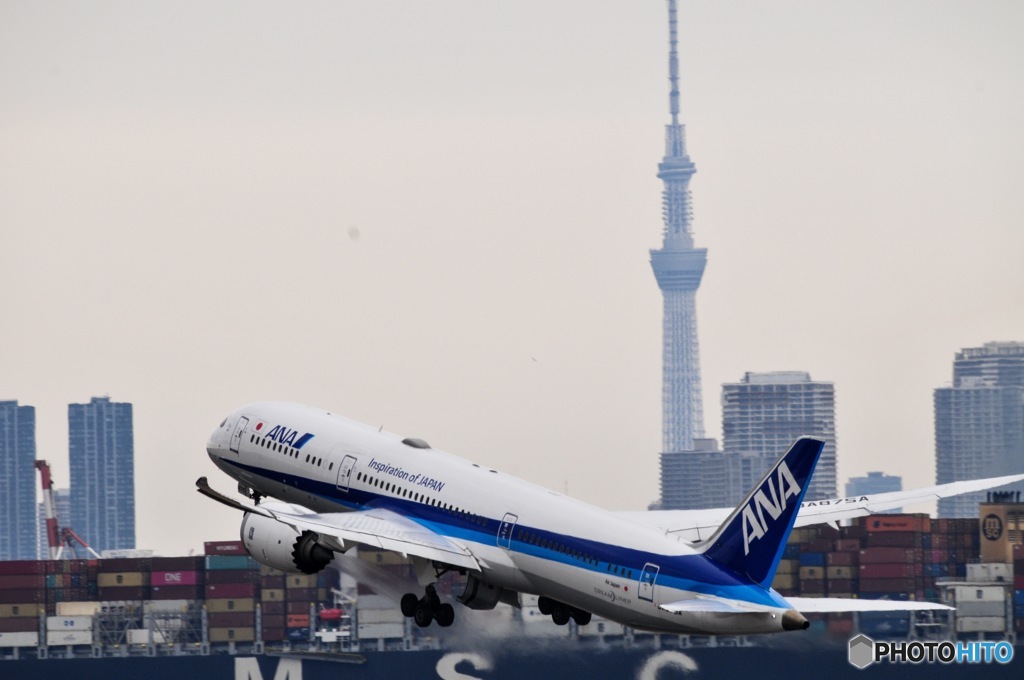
[{"xmin": 786, "ymin": 597, "xmax": 953, "ymax": 612}]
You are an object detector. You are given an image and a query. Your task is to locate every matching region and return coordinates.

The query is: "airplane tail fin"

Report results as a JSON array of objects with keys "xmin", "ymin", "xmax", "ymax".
[{"xmin": 697, "ymin": 437, "xmax": 823, "ymax": 588}]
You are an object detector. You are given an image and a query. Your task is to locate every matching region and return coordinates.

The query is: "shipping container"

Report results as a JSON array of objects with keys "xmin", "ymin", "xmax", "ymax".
[
  {"xmin": 798, "ymin": 567, "xmax": 825, "ymax": 581},
  {"xmin": 800, "ymin": 580, "xmax": 826, "ymax": 595},
  {"xmin": 286, "ymin": 587, "xmax": 315, "ymax": 602},
  {"xmin": 858, "ymin": 578, "xmax": 920, "ymax": 593},
  {"xmin": 205, "ymin": 569, "xmax": 258, "ymax": 585},
  {"xmin": 0, "ymin": 631, "xmax": 39, "ymax": 647},
  {"xmin": 46, "ymin": 630, "xmax": 93, "ymax": 646},
  {"xmin": 965, "ymin": 563, "xmax": 1013, "ymax": 582},
  {"xmin": 97, "ymin": 558, "xmax": 151, "ymax": 573},
  {"xmin": 956, "ymin": 617, "xmax": 1006, "ymax": 633},
  {"xmin": 771, "ymin": 574, "xmax": 796, "ymax": 590},
  {"xmin": 859, "ymin": 548, "xmax": 922, "ymax": 564},
  {"xmin": 0, "ymin": 574, "xmax": 47, "ymax": 590},
  {"xmin": 55, "ymin": 602, "xmax": 101, "ymax": 616},
  {"xmin": 0, "ymin": 590, "xmax": 45, "ymax": 605},
  {"xmin": 0, "ymin": 618, "xmax": 39, "ymax": 633},
  {"xmin": 96, "ymin": 586, "xmax": 149, "ymax": 601},
  {"xmin": 826, "ymin": 579, "xmax": 857, "ymax": 594},
  {"xmin": 46, "ymin": 616, "xmax": 92, "ymax": 631},
  {"xmin": 209, "ymin": 627, "xmax": 256, "ymax": 642},
  {"xmin": 798, "ymin": 553, "xmax": 825, "ymax": 567},
  {"xmin": 151, "ymin": 585, "xmax": 204, "ymax": 600},
  {"xmin": 261, "ymin": 589, "xmax": 285, "ymax": 602},
  {"xmin": 208, "ymin": 611, "xmax": 256, "ymax": 628},
  {"xmin": 775, "ymin": 559, "xmax": 798, "ymax": 575},
  {"xmin": 287, "ymin": 614, "xmax": 311, "ymax": 628},
  {"xmin": 204, "ymin": 541, "xmax": 247, "ymax": 556},
  {"xmin": 0, "ymin": 603, "xmax": 41, "ymax": 618},
  {"xmin": 957, "ymin": 601, "xmax": 1007, "ymax": 618},
  {"xmin": 262, "ymin": 614, "xmax": 286, "ymax": 629},
  {"xmin": 0, "ymin": 561, "xmax": 47, "ymax": 576},
  {"xmin": 834, "ymin": 539, "xmax": 861, "ymax": 552},
  {"xmin": 204, "ymin": 555, "xmax": 256, "ymax": 571},
  {"xmin": 949, "ymin": 585, "xmax": 1007, "ymax": 602},
  {"xmin": 262, "ymin": 601, "xmax": 285, "ymax": 615},
  {"xmin": 287, "ymin": 601, "xmax": 313, "ymax": 615},
  {"xmin": 150, "ymin": 570, "xmax": 200, "ymax": 586},
  {"xmin": 865, "ymin": 532, "xmax": 921, "ymax": 548},
  {"xmin": 826, "ymin": 566, "xmax": 855, "ymax": 580},
  {"xmin": 151, "ymin": 556, "xmax": 204, "ymax": 572},
  {"xmin": 859, "ymin": 564, "xmax": 921, "ymax": 579},
  {"xmin": 357, "ymin": 608, "xmax": 403, "ymax": 625},
  {"xmin": 285, "ymin": 574, "xmax": 319, "ymax": 589},
  {"xmin": 261, "ymin": 575, "xmax": 285, "ymax": 589},
  {"xmin": 262, "ymin": 626, "xmax": 286, "ymax": 641},
  {"xmin": 97, "ymin": 572, "xmax": 147, "ymax": 588},
  {"xmin": 356, "ymin": 623, "xmax": 405, "ymax": 639},
  {"xmin": 205, "ymin": 597, "xmax": 255, "ymax": 613},
  {"xmin": 204, "ymin": 583, "xmax": 256, "ymax": 598},
  {"xmin": 827, "ymin": 552, "xmax": 857, "ymax": 567},
  {"xmin": 865, "ymin": 514, "xmax": 930, "ymax": 533},
  {"xmin": 126, "ymin": 629, "xmax": 167, "ymax": 644},
  {"xmin": 286, "ymin": 627, "xmax": 311, "ymax": 641}
]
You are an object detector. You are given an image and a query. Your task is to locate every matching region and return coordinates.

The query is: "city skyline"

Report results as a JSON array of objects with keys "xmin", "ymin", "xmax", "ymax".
[{"xmin": 2, "ymin": 2, "xmax": 1023, "ymax": 555}]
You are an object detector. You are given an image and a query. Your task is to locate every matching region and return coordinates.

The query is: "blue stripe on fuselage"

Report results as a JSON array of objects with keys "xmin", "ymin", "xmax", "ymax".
[{"xmin": 218, "ymin": 456, "xmax": 785, "ymax": 609}]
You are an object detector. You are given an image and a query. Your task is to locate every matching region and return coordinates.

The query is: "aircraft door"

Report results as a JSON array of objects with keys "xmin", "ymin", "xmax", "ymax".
[
  {"xmin": 230, "ymin": 416, "xmax": 249, "ymax": 454},
  {"xmin": 336, "ymin": 455, "xmax": 357, "ymax": 492},
  {"xmin": 638, "ymin": 563, "xmax": 660, "ymax": 603},
  {"xmin": 497, "ymin": 513, "xmax": 518, "ymax": 550}
]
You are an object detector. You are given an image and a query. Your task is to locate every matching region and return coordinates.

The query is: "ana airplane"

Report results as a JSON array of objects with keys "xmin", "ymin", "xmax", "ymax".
[{"xmin": 199, "ymin": 401, "xmax": 1024, "ymax": 636}]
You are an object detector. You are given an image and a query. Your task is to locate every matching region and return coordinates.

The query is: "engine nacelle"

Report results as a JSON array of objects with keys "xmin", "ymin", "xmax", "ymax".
[{"xmin": 240, "ymin": 512, "xmax": 334, "ymax": 575}]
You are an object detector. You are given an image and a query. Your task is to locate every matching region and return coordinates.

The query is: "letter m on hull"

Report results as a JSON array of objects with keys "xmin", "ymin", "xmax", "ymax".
[{"xmin": 699, "ymin": 437, "xmax": 824, "ymax": 587}]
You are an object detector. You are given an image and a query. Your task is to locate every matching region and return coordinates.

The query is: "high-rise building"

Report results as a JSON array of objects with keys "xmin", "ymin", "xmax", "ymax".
[
  {"xmin": 650, "ymin": 0, "xmax": 707, "ymax": 453},
  {"xmin": 0, "ymin": 400, "xmax": 37, "ymax": 560},
  {"xmin": 935, "ymin": 342, "xmax": 1024, "ymax": 518},
  {"xmin": 846, "ymin": 472, "xmax": 902, "ymax": 514},
  {"xmin": 69, "ymin": 396, "xmax": 136, "ymax": 552},
  {"xmin": 722, "ymin": 372, "xmax": 837, "ymax": 501},
  {"xmin": 658, "ymin": 439, "xmax": 774, "ymax": 510}
]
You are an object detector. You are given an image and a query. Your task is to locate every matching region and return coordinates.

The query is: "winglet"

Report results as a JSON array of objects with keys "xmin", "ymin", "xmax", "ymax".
[{"xmin": 697, "ymin": 438, "xmax": 823, "ymax": 588}]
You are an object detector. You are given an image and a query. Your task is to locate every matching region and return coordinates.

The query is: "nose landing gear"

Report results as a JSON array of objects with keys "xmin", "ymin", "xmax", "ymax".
[{"xmin": 401, "ymin": 585, "xmax": 455, "ymax": 628}]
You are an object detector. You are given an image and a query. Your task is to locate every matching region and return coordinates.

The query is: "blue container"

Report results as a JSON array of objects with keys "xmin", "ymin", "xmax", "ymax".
[
  {"xmin": 286, "ymin": 627, "xmax": 310, "ymax": 641},
  {"xmin": 783, "ymin": 544, "xmax": 802, "ymax": 559},
  {"xmin": 799, "ymin": 552, "xmax": 825, "ymax": 567},
  {"xmin": 205, "ymin": 555, "xmax": 257, "ymax": 571},
  {"xmin": 925, "ymin": 563, "xmax": 949, "ymax": 577},
  {"xmin": 1014, "ymin": 590, "xmax": 1024, "ymax": 606}
]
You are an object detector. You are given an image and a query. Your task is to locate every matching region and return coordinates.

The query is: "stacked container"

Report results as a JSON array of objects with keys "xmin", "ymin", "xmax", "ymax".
[
  {"xmin": 205, "ymin": 549, "xmax": 259, "ymax": 643},
  {"xmin": 0, "ymin": 561, "xmax": 46, "ymax": 639}
]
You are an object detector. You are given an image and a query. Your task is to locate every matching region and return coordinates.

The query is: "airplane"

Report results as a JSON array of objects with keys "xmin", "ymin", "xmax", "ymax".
[{"xmin": 199, "ymin": 401, "xmax": 1024, "ymax": 636}]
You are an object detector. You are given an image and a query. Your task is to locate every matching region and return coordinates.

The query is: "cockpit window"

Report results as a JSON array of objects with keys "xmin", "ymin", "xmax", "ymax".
[{"xmin": 220, "ymin": 418, "xmax": 228, "ymax": 428}]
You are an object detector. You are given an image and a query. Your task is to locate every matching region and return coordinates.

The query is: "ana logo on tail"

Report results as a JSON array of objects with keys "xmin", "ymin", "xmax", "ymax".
[{"xmin": 741, "ymin": 461, "xmax": 801, "ymax": 555}]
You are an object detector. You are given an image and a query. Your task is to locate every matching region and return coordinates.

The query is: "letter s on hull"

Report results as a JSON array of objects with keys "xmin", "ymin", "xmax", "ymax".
[{"xmin": 240, "ymin": 513, "xmax": 334, "ymax": 574}]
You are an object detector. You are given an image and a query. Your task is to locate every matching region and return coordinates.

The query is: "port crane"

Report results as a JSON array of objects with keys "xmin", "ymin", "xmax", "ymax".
[{"xmin": 34, "ymin": 460, "xmax": 101, "ymax": 560}]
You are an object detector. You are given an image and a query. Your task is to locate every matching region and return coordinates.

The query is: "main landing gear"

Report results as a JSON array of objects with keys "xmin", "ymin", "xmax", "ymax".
[
  {"xmin": 538, "ymin": 596, "xmax": 591, "ymax": 626},
  {"xmin": 401, "ymin": 585, "xmax": 455, "ymax": 628}
]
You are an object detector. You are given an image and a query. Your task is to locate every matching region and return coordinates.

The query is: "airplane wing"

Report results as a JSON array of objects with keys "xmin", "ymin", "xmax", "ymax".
[
  {"xmin": 196, "ymin": 477, "xmax": 480, "ymax": 572},
  {"xmin": 786, "ymin": 597, "xmax": 953, "ymax": 612},
  {"xmin": 618, "ymin": 473, "xmax": 1024, "ymax": 543}
]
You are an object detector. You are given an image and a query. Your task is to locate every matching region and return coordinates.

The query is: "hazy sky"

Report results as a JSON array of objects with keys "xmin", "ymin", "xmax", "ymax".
[{"xmin": 2, "ymin": 1, "xmax": 1022, "ymax": 556}]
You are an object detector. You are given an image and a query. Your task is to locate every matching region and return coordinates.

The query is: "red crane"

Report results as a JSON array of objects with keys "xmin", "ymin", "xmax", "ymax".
[{"xmin": 34, "ymin": 460, "xmax": 101, "ymax": 560}]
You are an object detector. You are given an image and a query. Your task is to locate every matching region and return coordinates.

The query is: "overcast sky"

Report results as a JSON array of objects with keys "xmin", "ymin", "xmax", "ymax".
[{"xmin": 2, "ymin": 1, "xmax": 1022, "ymax": 556}]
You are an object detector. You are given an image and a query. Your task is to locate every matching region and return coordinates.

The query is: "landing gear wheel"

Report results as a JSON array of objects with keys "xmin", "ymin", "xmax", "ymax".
[
  {"xmin": 400, "ymin": 593, "xmax": 419, "ymax": 618},
  {"xmin": 537, "ymin": 596, "xmax": 553, "ymax": 616},
  {"xmin": 413, "ymin": 601, "xmax": 434, "ymax": 628},
  {"xmin": 551, "ymin": 603, "xmax": 570, "ymax": 626},
  {"xmin": 571, "ymin": 609, "xmax": 592, "ymax": 626},
  {"xmin": 436, "ymin": 603, "xmax": 455, "ymax": 627}
]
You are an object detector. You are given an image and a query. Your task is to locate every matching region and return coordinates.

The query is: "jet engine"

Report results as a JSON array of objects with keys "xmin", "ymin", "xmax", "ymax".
[{"xmin": 240, "ymin": 512, "xmax": 334, "ymax": 574}]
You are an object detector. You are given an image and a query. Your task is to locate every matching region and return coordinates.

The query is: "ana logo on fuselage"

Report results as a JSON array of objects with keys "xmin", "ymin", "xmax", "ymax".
[
  {"xmin": 741, "ymin": 461, "xmax": 801, "ymax": 555},
  {"xmin": 265, "ymin": 425, "xmax": 314, "ymax": 449}
]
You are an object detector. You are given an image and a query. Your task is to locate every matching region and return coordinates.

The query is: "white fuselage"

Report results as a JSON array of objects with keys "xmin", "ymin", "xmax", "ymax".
[{"xmin": 207, "ymin": 401, "xmax": 792, "ymax": 634}]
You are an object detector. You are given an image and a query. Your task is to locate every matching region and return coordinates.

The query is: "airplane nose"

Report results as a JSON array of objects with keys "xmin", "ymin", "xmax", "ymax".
[{"xmin": 207, "ymin": 416, "xmax": 232, "ymax": 456}]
